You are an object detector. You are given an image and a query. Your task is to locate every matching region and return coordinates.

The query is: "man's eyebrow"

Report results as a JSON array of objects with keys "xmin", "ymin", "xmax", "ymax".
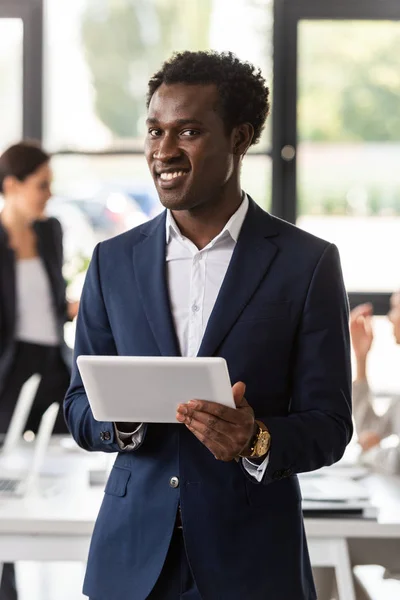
[
  {"xmin": 175, "ymin": 118, "xmax": 204, "ymax": 126},
  {"xmin": 145, "ymin": 117, "xmax": 204, "ymax": 126}
]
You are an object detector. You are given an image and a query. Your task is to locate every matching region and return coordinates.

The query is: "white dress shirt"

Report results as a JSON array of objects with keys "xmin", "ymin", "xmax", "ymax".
[{"xmin": 117, "ymin": 194, "xmax": 269, "ymax": 481}]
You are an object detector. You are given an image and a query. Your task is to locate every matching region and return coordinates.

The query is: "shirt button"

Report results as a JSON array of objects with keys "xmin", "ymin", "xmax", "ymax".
[
  {"xmin": 192, "ymin": 304, "xmax": 199, "ymax": 313},
  {"xmin": 169, "ymin": 476, "xmax": 179, "ymax": 488}
]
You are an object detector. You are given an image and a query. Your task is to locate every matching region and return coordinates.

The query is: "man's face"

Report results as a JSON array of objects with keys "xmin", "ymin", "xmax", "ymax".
[
  {"xmin": 145, "ymin": 83, "xmax": 235, "ymax": 211},
  {"xmin": 388, "ymin": 291, "xmax": 400, "ymax": 344}
]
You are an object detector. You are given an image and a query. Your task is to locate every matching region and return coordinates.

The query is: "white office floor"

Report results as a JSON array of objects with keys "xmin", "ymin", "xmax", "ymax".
[{"xmin": 12, "ymin": 562, "xmax": 400, "ymax": 600}]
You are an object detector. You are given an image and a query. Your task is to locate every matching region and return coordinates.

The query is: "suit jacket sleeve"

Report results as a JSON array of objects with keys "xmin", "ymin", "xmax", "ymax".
[
  {"xmin": 250, "ymin": 243, "xmax": 353, "ymax": 485},
  {"xmin": 64, "ymin": 242, "xmax": 147, "ymax": 452}
]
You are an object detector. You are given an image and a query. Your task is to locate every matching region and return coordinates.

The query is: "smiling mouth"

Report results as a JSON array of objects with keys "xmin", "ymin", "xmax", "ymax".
[
  {"xmin": 158, "ymin": 170, "xmax": 189, "ymax": 181},
  {"xmin": 156, "ymin": 169, "xmax": 190, "ymax": 189}
]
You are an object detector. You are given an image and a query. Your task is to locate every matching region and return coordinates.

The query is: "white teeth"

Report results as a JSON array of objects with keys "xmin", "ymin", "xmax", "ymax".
[{"xmin": 159, "ymin": 171, "xmax": 187, "ymax": 180}]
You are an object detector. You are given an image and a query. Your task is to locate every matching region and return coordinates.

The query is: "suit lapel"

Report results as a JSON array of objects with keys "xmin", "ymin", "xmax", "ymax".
[
  {"xmin": 132, "ymin": 213, "xmax": 180, "ymax": 357},
  {"xmin": 198, "ymin": 199, "xmax": 279, "ymax": 357}
]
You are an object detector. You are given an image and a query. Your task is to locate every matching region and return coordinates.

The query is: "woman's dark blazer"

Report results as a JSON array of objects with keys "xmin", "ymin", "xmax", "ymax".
[{"xmin": 0, "ymin": 217, "xmax": 72, "ymax": 395}]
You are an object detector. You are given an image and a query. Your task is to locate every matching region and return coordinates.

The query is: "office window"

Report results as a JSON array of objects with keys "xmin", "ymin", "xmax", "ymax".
[
  {"xmin": 296, "ymin": 20, "xmax": 400, "ymax": 293},
  {"xmin": 43, "ymin": 0, "xmax": 274, "ymax": 286},
  {"xmin": 44, "ymin": 0, "xmax": 272, "ymax": 153},
  {"xmin": 0, "ymin": 19, "xmax": 23, "ymax": 153}
]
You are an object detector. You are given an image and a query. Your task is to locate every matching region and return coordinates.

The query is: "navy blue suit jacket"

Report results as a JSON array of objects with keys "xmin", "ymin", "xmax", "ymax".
[{"xmin": 65, "ymin": 198, "xmax": 352, "ymax": 600}]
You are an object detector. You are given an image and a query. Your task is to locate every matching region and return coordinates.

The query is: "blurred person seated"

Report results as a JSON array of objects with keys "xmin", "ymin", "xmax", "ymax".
[
  {"xmin": 350, "ymin": 293, "xmax": 400, "ymax": 473},
  {"xmin": 0, "ymin": 141, "xmax": 79, "ymax": 600}
]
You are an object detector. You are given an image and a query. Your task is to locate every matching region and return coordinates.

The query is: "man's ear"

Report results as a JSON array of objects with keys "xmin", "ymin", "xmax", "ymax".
[{"xmin": 232, "ymin": 123, "xmax": 254, "ymax": 157}]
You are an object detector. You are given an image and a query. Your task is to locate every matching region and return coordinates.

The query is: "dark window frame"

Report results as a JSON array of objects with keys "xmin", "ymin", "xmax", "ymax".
[
  {"xmin": 0, "ymin": 0, "xmax": 43, "ymax": 140},
  {"xmin": 273, "ymin": 0, "xmax": 400, "ymax": 314}
]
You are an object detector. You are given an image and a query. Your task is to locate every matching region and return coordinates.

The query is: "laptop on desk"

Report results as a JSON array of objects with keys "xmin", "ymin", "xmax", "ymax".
[
  {"xmin": 299, "ymin": 473, "xmax": 378, "ymax": 519},
  {"xmin": 0, "ymin": 402, "xmax": 60, "ymax": 497}
]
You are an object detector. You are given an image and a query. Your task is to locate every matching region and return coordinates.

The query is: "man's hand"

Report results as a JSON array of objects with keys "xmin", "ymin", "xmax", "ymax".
[
  {"xmin": 350, "ymin": 303, "xmax": 374, "ymax": 360},
  {"xmin": 176, "ymin": 382, "xmax": 255, "ymax": 461}
]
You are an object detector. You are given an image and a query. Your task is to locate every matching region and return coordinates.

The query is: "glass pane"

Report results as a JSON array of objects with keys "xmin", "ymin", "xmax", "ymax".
[
  {"xmin": 0, "ymin": 19, "xmax": 23, "ymax": 153},
  {"xmin": 297, "ymin": 21, "xmax": 400, "ymax": 292},
  {"xmin": 44, "ymin": 0, "xmax": 273, "ymax": 153},
  {"xmin": 241, "ymin": 155, "xmax": 271, "ymax": 211}
]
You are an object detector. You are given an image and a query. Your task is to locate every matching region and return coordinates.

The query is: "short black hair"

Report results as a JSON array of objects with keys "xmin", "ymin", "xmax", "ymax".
[
  {"xmin": 0, "ymin": 141, "xmax": 50, "ymax": 194},
  {"xmin": 147, "ymin": 50, "xmax": 270, "ymax": 146}
]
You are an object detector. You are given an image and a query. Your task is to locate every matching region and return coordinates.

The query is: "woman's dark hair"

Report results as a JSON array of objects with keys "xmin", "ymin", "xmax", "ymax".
[
  {"xmin": 0, "ymin": 141, "xmax": 50, "ymax": 194},
  {"xmin": 147, "ymin": 50, "xmax": 270, "ymax": 146}
]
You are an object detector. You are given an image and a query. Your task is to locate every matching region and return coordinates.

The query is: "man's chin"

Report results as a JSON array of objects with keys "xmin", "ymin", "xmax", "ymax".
[{"xmin": 158, "ymin": 191, "xmax": 194, "ymax": 211}]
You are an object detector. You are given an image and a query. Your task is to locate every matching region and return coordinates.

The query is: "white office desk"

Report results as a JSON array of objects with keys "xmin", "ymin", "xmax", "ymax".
[
  {"xmin": 304, "ymin": 474, "xmax": 400, "ymax": 600},
  {"xmin": 0, "ymin": 445, "xmax": 399, "ymax": 600}
]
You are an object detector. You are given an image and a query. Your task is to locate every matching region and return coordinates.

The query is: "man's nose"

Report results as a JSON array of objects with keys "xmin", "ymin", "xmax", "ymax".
[{"xmin": 153, "ymin": 134, "xmax": 181, "ymax": 161}]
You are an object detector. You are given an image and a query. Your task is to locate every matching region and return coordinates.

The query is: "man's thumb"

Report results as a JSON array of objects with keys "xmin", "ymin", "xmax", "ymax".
[{"xmin": 232, "ymin": 381, "xmax": 246, "ymax": 407}]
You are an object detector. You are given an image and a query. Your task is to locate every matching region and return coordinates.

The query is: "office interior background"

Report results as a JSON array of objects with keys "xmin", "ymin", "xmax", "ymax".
[{"xmin": 1, "ymin": 0, "xmax": 400, "ymax": 598}]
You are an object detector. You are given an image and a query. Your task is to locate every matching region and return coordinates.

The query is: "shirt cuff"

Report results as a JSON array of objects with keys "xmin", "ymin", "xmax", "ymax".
[
  {"xmin": 242, "ymin": 453, "xmax": 270, "ymax": 482},
  {"xmin": 114, "ymin": 422, "xmax": 145, "ymax": 450}
]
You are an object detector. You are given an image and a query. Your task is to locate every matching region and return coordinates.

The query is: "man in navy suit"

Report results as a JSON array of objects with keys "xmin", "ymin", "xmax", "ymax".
[{"xmin": 65, "ymin": 51, "xmax": 352, "ymax": 600}]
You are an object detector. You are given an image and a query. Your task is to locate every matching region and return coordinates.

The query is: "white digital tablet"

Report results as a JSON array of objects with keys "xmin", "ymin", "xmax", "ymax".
[{"xmin": 76, "ymin": 355, "xmax": 235, "ymax": 423}]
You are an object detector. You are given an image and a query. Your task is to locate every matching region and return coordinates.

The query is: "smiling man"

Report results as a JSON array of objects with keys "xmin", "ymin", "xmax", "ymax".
[{"xmin": 65, "ymin": 51, "xmax": 352, "ymax": 600}]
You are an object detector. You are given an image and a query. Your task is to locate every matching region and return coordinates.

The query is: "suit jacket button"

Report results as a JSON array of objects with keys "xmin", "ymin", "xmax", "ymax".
[
  {"xmin": 272, "ymin": 470, "xmax": 283, "ymax": 480},
  {"xmin": 169, "ymin": 476, "xmax": 179, "ymax": 488},
  {"xmin": 100, "ymin": 430, "xmax": 111, "ymax": 441}
]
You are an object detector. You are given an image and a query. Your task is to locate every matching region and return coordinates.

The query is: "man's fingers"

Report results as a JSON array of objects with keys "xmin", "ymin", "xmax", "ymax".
[
  {"xmin": 232, "ymin": 381, "xmax": 247, "ymax": 408},
  {"xmin": 184, "ymin": 417, "xmax": 235, "ymax": 461},
  {"xmin": 179, "ymin": 400, "xmax": 244, "ymax": 424},
  {"xmin": 178, "ymin": 407, "xmax": 251, "ymax": 440}
]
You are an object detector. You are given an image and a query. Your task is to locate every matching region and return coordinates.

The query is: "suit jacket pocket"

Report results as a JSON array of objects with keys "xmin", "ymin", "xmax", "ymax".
[
  {"xmin": 245, "ymin": 475, "xmax": 301, "ymax": 510},
  {"xmin": 104, "ymin": 466, "xmax": 131, "ymax": 497}
]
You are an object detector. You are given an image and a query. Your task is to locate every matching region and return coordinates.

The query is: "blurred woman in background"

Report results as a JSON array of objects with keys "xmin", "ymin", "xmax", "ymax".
[
  {"xmin": 0, "ymin": 141, "xmax": 78, "ymax": 600},
  {"xmin": 350, "ymin": 293, "xmax": 400, "ymax": 473}
]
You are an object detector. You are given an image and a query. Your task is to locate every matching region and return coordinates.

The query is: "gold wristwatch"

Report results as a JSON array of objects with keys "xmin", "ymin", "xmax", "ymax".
[{"xmin": 242, "ymin": 420, "xmax": 271, "ymax": 459}]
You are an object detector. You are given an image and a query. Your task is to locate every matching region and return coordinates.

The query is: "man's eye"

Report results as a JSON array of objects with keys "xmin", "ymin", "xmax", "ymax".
[
  {"xmin": 181, "ymin": 130, "xmax": 199, "ymax": 137},
  {"xmin": 148, "ymin": 129, "xmax": 161, "ymax": 137}
]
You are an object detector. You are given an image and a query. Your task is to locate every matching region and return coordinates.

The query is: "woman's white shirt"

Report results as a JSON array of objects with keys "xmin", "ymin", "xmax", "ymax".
[
  {"xmin": 353, "ymin": 379, "xmax": 400, "ymax": 474},
  {"xmin": 15, "ymin": 257, "xmax": 59, "ymax": 346}
]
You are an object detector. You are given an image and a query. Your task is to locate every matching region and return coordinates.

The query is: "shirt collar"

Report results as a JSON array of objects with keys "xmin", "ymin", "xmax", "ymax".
[{"xmin": 165, "ymin": 193, "xmax": 249, "ymax": 245}]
